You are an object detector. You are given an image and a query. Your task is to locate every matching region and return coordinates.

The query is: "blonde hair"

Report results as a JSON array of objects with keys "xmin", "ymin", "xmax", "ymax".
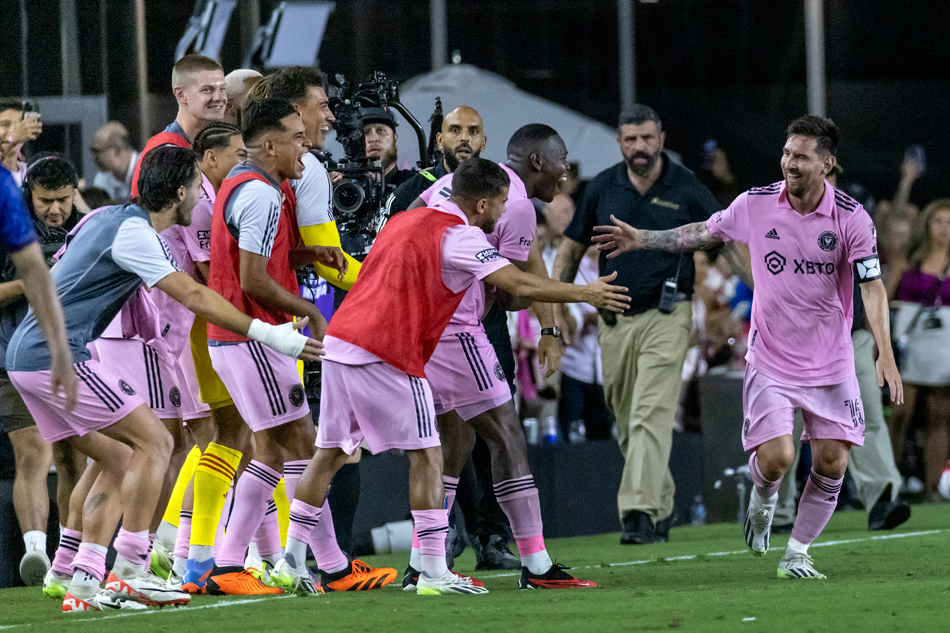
[
  {"xmin": 172, "ymin": 54, "xmax": 223, "ymax": 89},
  {"xmin": 907, "ymin": 198, "xmax": 950, "ymax": 265}
]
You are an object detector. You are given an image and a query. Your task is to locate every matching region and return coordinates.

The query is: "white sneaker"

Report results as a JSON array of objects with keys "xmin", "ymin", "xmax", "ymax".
[
  {"xmin": 416, "ymin": 570, "xmax": 489, "ymax": 595},
  {"xmin": 63, "ymin": 589, "xmax": 150, "ymax": 612},
  {"xmin": 20, "ymin": 549, "xmax": 51, "ymax": 586},
  {"xmin": 271, "ymin": 559, "xmax": 324, "ymax": 596},
  {"xmin": 777, "ymin": 553, "xmax": 826, "ymax": 579},
  {"xmin": 744, "ymin": 491, "xmax": 777, "ymax": 556},
  {"xmin": 43, "ymin": 568, "xmax": 71, "ymax": 599},
  {"xmin": 105, "ymin": 570, "xmax": 191, "ymax": 606}
]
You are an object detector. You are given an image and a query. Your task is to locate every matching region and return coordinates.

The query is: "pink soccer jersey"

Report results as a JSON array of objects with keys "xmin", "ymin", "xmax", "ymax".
[
  {"xmin": 419, "ymin": 164, "xmax": 537, "ymax": 335},
  {"xmin": 707, "ymin": 180, "xmax": 880, "ymax": 386}
]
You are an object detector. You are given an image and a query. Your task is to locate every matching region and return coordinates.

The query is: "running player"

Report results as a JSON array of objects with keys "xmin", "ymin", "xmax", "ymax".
[
  {"xmin": 273, "ymin": 157, "xmax": 628, "ymax": 596},
  {"xmin": 5, "ymin": 145, "xmax": 322, "ymax": 611},
  {"xmin": 592, "ymin": 115, "xmax": 901, "ymax": 579}
]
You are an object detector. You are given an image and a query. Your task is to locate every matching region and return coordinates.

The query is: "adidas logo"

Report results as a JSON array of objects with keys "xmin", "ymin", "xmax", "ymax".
[{"xmin": 765, "ymin": 228, "xmax": 780, "ymax": 239}]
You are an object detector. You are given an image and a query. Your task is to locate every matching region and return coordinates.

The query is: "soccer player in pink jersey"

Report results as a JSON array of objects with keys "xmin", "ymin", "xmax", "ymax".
[
  {"xmin": 404, "ymin": 125, "xmax": 599, "ymax": 589},
  {"xmin": 593, "ymin": 115, "xmax": 902, "ymax": 580},
  {"xmin": 273, "ymin": 158, "xmax": 628, "ymax": 596}
]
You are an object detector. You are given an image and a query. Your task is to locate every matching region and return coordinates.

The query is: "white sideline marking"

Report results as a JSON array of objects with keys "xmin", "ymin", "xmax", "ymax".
[{"xmin": 1, "ymin": 529, "xmax": 941, "ymax": 630}]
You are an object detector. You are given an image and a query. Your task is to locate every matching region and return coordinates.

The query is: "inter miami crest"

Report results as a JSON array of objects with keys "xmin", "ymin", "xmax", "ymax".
[
  {"xmin": 119, "ymin": 380, "xmax": 136, "ymax": 396},
  {"xmin": 169, "ymin": 387, "xmax": 182, "ymax": 408},
  {"xmin": 494, "ymin": 362, "xmax": 505, "ymax": 382},
  {"xmin": 289, "ymin": 384, "xmax": 306, "ymax": 407},
  {"xmin": 817, "ymin": 230, "xmax": 839, "ymax": 251}
]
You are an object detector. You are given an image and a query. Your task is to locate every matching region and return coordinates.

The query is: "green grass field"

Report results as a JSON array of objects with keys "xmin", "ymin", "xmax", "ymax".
[{"xmin": 1, "ymin": 504, "xmax": 946, "ymax": 633}]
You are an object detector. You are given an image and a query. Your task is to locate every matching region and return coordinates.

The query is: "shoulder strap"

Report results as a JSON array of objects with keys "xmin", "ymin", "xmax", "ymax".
[{"xmin": 420, "ymin": 169, "xmax": 437, "ymax": 183}]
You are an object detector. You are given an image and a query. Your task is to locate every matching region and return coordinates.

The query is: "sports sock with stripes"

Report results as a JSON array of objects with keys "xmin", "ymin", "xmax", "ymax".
[
  {"xmin": 51, "ymin": 528, "xmax": 82, "ymax": 576},
  {"xmin": 253, "ymin": 499, "xmax": 282, "ymax": 565},
  {"xmin": 71, "ymin": 542, "xmax": 107, "ymax": 584},
  {"xmin": 217, "ymin": 460, "xmax": 280, "ymax": 567},
  {"xmin": 114, "ymin": 528, "xmax": 151, "ymax": 573},
  {"xmin": 443, "ymin": 475, "xmax": 460, "ymax": 512},
  {"xmin": 413, "ymin": 509, "xmax": 449, "ymax": 579},
  {"xmin": 495, "ymin": 475, "xmax": 551, "ymax": 574},
  {"xmin": 789, "ymin": 468, "xmax": 843, "ymax": 548},
  {"xmin": 308, "ymin": 499, "xmax": 348, "ymax": 574},
  {"xmin": 191, "ymin": 443, "xmax": 241, "ymax": 548},
  {"xmin": 285, "ymin": 499, "xmax": 322, "ymax": 570},
  {"xmin": 162, "ymin": 445, "xmax": 200, "ymax": 528},
  {"xmin": 748, "ymin": 451, "xmax": 782, "ymax": 501}
]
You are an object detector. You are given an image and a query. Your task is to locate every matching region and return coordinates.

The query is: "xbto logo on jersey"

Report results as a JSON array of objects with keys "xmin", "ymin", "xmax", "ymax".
[
  {"xmin": 794, "ymin": 260, "xmax": 835, "ymax": 275},
  {"xmin": 764, "ymin": 251, "xmax": 786, "ymax": 275},
  {"xmin": 817, "ymin": 230, "xmax": 839, "ymax": 251}
]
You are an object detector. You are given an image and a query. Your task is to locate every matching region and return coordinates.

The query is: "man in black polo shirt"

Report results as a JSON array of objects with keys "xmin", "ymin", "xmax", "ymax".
[{"xmin": 553, "ymin": 105, "xmax": 719, "ymax": 545}]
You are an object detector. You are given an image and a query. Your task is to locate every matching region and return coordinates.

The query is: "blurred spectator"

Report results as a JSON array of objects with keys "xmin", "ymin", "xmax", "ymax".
[
  {"xmin": 887, "ymin": 198, "xmax": 950, "ymax": 502},
  {"xmin": 880, "ymin": 213, "xmax": 913, "ymax": 296},
  {"xmin": 90, "ymin": 122, "xmax": 138, "ymax": 203},
  {"xmin": 78, "ymin": 186, "xmax": 113, "ymax": 211},
  {"xmin": 698, "ymin": 140, "xmax": 739, "ymax": 207},
  {"xmin": 0, "ymin": 102, "xmax": 42, "ymax": 185}
]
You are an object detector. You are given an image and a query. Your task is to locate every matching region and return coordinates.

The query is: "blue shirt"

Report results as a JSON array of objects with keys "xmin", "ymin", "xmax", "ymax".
[{"xmin": 0, "ymin": 168, "xmax": 37, "ymax": 257}]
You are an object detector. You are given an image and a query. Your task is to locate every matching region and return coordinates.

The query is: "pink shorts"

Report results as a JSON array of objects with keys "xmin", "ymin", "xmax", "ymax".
[
  {"xmin": 9, "ymin": 360, "xmax": 145, "ymax": 443},
  {"xmin": 317, "ymin": 360, "xmax": 441, "ymax": 455},
  {"xmin": 93, "ymin": 338, "xmax": 182, "ymax": 419},
  {"xmin": 177, "ymin": 344, "xmax": 211, "ymax": 422},
  {"xmin": 426, "ymin": 330, "xmax": 512, "ymax": 420},
  {"xmin": 742, "ymin": 364, "xmax": 865, "ymax": 451},
  {"xmin": 208, "ymin": 341, "xmax": 308, "ymax": 431}
]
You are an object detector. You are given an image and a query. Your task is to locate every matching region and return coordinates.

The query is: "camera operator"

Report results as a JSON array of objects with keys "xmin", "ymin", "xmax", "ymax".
[
  {"xmin": 388, "ymin": 105, "xmax": 486, "ymax": 215},
  {"xmin": 361, "ymin": 107, "xmax": 416, "ymax": 194}
]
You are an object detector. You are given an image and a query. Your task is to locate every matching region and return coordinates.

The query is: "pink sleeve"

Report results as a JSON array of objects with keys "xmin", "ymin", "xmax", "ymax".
[
  {"xmin": 440, "ymin": 226, "xmax": 510, "ymax": 293},
  {"xmin": 188, "ymin": 197, "xmax": 213, "ymax": 263},
  {"xmin": 420, "ymin": 174, "xmax": 454, "ymax": 206},
  {"xmin": 846, "ymin": 206, "xmax": 877, "ymax": 264},
  {"xmin": 706, "ymin": 192, "xmax": 750, "ymax": 244},
  {"xmin": 490, "ymin": 198, "xmax": 536, "ymax": 261}
]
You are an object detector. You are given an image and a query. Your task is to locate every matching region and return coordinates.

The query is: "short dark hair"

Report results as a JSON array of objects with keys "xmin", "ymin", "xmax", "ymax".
[
  {"xmin": 136, "ymin": 145, "xmax": 199, "ymax": 212},
  {"xmin": 619, "ymin": 104, "xmax": 662, "ymax": 132},
  {"xmin": 193, "ymin": 121, "xmax": 241, "ymax": 156},
  {"xmin": 241, "ymin": 97, "xmax": 297, "ymax": 145},
  {"xmin": 254, "ymin": 67, "xmax": 326, "ymax": 105},
  {"xmin": 506, "ymin": 123, "xmax": 559, "ymax": 155},
  {"xmin": 452, "ymin": 157, "xmax": 510, "ymax": 202},
  {"xmin": 24, "ymin": 155, "xmax": 78, "ymax": 193},
  {"xmin": 0, "ymin": 100, "xmax": 24, "ymax": 113},
  {"xmin": 786, "ymin": 115, "xmax": 839, "ymax": 156}
]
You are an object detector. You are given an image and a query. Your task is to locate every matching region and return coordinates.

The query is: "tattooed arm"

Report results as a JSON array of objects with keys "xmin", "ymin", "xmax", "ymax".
[{"xmin": 592, "ymin": 214, "xmax": 723, "ymax": 258}]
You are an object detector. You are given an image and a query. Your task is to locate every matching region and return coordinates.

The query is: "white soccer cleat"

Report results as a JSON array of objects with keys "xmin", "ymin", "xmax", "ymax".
[
  {"xmin": 19, "ymin": 549, "xmax": 51, "ymax": 586},
  {"xmin": 744, "ymin": 491, "xmax": 777, "ymax": 556},
  {"xmin": 777, "ymin": 553, "xmax": 827, "ymax": 580},
  {"xmin": 416, "ymin": 570, "xmax": 489, "ymax": 595},
  {"xmin": 271, "ymin": 559, "xmax": 324, "ymax": 596},
  {"xmin": 43, "ymin": 568, "xmax": 71, "ymax": 599},
  {"xmin": 150, "ymin": 541, "xmax": 173, "ymax": 580},
  {"xmin": 105, "ymin": 570, "xmax": 191, "ymax": 606},
  {"xmin": 63, "ymin": 589, "xmax": 150, "ymax": 612}
]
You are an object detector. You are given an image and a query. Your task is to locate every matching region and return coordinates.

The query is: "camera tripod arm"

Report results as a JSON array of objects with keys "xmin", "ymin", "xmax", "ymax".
[{"xmin": 387, "ymin": 101, "xmax": 429, "ymax": 169}]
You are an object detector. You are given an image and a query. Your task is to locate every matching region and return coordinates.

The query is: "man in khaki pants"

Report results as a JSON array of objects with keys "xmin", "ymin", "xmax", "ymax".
[{"xmin": 553, "ymin": 105, "xmax": 719, "ymax": 544}]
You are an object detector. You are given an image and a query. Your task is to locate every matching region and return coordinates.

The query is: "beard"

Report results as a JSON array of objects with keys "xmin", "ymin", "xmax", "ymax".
[
  {"xmin": 443, "ymin": 143, "xmax": 480, "ymax": 172},
  {"xmin": 624, "ymin": 149, "xmax": 661, "ymax": 177},
  {"xmin": 481, "ymin": 218, "xmax": 497, "ymax": 234}
]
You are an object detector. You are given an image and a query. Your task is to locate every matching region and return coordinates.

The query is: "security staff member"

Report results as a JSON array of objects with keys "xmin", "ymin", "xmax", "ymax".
[{"xmin": 552, "ymin": 105, "xmax": 720, "ymax": 545}]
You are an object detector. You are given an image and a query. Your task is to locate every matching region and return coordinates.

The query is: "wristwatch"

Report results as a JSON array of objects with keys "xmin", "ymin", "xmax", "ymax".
[{"xmin": 540, "ymin": 327, "xmax": 561, "ymax": 340}]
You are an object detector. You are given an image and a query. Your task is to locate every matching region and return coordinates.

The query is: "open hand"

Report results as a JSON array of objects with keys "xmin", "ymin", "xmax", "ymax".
[
  {"xmin": 592, "ymin": 215, "xmax": 642, "ymax": 258},
  {"xmin": 877, "ymin": 357, "xmax": 903, "ymax": 406},
  {"xmin": 293, "ymin": 317, "xmax": 326, "ymax": 361},
  {"xmin": 537, "ymin": 333, "xmax": 562, "ymax": 378},
  {"xmin": 49, "ymin": 354, "xmax": 78, "ymax": 412},
  {"xmin": 582, "ymin": 271, "xmax": 630, "ymax": 313},
  {"xmin": 10, "ymin": 114, "xmax": 42, "ymax": 145}
]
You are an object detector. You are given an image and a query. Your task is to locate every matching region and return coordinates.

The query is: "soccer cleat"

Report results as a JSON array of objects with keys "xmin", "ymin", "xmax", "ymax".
[
  {"xmin": 181, "ymin": 557, "xmax": 214, "ymax": 594},
  {"xmin": 43, "ymin": 569, "xmax": 71, "ymax": 599},
  {"xmin": 271, "ymin": 559, "xmax": 325, "ymax": 596},
  {"xmin": 105, "ymin": 571, "xmax": 191, "ymax": 606},
  {"xmin": 744, "ymin": 491, "xmax": 777, "ymax": 556},
  {"xmin": 777, "ymin": 553, "xmax": 826, "ymax": 580},
  {"xmin": 321, "ymin": 559, "xmax": 397, "ymax": 592},
  {"xmin": 63, "ymin": 590, "xmax": 149, "ymax": 612},
  {"xmin": 149, "ymin": 541, "xmax": 173, "ymax": 580},
  {"xmin": 248, "ymin": 559, "xmax": 279, "ymax": 588},
  {"xmin": 402, "ymin": 565, "xmax": 484, "ymax": 592},
  {"xmin": 416, "ymin": 570, "xmax": 489, "ymax": 595},
  {"xmin": 519, "ymin": 563, "xmax": 598, "ymax": 589},
  {"xmin": 19, "ymin": 549, "xmax": 51, "ymax": 586},
  {"xmin": 205, "ymin": 566, "xmax": 284, "ymax": 595}
]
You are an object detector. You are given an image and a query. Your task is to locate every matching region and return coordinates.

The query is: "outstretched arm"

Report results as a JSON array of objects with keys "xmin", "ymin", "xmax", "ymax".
[
  {"xmin": 484, "ymin": 264, "xmax": 630, "ymax": 313},
  {"xmin": 593, "ymin": 215, "xmax": 723, "ymax": 257}
]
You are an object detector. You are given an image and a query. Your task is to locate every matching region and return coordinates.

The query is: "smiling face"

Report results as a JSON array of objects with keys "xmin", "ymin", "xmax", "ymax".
[
  {"xmin": 296, "ymin": 86, "xmax": 335, "ymax": 151},
  {"xmin": 534, "ymin": 136, "xmax": 570, "ymax": 203},
  {"xmin": 618, "ymin": 121, "xmax": 665, "ymax": 178},
  {"xmin": 31, "ymin": 184, "xmax": 75, "ymax": 228},
  {"xmin": 781, "ymin": 135, "xmax": 834, "ymax": 199},
  {"xmin": 177, "ymin": 70, "xmax": 227, "ymax": 124},
  {"xmin": 273, "ymin": 112, "xmax": 311, "ymax": 181}
]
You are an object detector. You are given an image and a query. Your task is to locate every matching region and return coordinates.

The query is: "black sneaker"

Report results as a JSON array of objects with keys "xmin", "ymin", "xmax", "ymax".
[
  {"xmin": 474, "ymin": 535, "xmax": 521, "ymax": 570},
  {"xmin": 654, "ymin": 509, "xmax": 678, "ymax": 542},
  {"xmin": 519, "ymin": 563, "xmax": 597, "ymax": 589},
  {"xmin": 620, "ymin": 510, "xmax": 660, "ymax": 545},
  {"xmin": 868, "ymin": 485, "xmax": 911, "ymax": 531},
  {"xmin": 402, "ymin": 565, "xmax": 419, "ymax": 591}
]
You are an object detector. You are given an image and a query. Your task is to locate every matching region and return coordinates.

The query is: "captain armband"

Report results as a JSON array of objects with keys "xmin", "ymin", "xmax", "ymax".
[{"xmin": 854, "ymin": 255, "xmax": 881, "ymax": 283}]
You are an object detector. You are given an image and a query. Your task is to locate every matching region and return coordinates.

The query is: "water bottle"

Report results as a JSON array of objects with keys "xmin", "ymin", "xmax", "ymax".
[
  {"xmin": 689, "ymin": 495, "xmax": 706, "ymax": 526},
  {"xmin": 523, "ymin": 417, "xmax": 539, "ymax": 445},
  {"xmin": 541, "ymin": 416, "xmax": 559, "ymax": 444},
  {"xmin": 568, "ymin": 419, "xmax": 586, "ymax": 443}
]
